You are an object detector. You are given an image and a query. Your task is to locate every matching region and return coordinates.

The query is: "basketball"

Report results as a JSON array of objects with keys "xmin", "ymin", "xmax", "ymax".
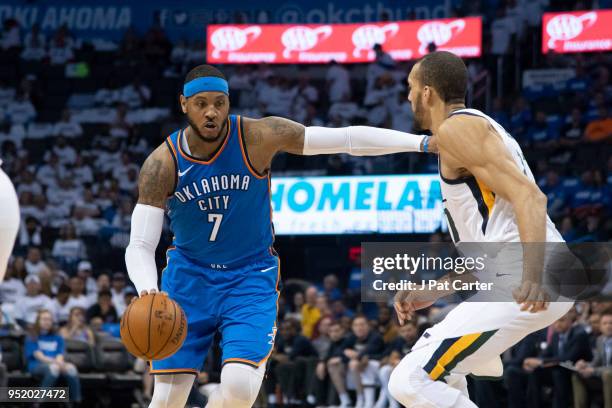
[{"xmin": 120, "ymin": 293, "xmax": 187, "ymax": 360}]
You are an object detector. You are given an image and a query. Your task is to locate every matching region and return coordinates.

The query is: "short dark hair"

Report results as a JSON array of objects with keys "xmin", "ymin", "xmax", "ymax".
[
  {"xmin": 184, "ymin": 64, "xmax": 226, "ymax": 84},
  {"xmin": 416, "ymin": 51, "xmax": 467, "ymax": 104}
]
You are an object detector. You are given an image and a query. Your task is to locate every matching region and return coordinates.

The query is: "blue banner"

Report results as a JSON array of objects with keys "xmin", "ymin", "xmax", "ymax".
[{"xmin": 0, "ymin": 0, "xmax": 453, "ymax": 41}]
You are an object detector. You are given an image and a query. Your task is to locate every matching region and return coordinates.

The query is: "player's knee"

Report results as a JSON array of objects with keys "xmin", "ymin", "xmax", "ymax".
[
  {"xmin": 219, "ymin": 363, "xmax": 264, "ymax": 407},
  {"xmin": 388, "ymin": 365, "xmax": 425, "ymax": 406},
  {"xmin": 348, "ymin": 359, "xmax": 360, "ymax": 372},
  {"xmin": 149, "ymin": 374, "xmax": 194, "ymax": 408}
]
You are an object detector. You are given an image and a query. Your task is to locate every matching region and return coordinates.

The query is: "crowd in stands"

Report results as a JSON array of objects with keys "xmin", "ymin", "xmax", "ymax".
[{"xmin": 0, "ymin": 0, "xmax": 609, "ymax": 406}]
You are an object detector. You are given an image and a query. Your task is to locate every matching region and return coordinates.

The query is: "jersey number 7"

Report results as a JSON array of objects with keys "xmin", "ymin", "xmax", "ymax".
[{"xmin": 208, "ymin": 213, "xmax": 223, "ymax": 241}]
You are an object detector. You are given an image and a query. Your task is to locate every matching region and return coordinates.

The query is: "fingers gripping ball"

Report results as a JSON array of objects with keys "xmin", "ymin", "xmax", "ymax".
[{"xmin": 120, "ymin": 293, "xmax": 187, "ymax": 360}]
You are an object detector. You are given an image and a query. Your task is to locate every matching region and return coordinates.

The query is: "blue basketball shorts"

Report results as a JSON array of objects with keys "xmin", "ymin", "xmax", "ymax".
[{"xmin": 150, "ymin": 249, "xmax": 280, "ymax": 375}]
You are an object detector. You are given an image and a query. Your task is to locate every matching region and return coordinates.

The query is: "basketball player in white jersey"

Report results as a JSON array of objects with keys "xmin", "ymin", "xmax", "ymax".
[
  {"xmin": 388, "ymin": 51, "xmax": 574, "ymax": 407},
  {"xmin": 0, "ymin": 161, "xmax": 20, "ymax": 281}
]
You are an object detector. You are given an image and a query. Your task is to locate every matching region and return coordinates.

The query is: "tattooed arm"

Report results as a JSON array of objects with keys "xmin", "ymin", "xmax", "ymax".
[
  {"xmin": 125, "ymin": 144, "xmax": 175, "ymax": 295},
  {"xmin": 243, "ymin": 116, "xmax": 434, "ymax": 162},
  {"xmin": 136, "ymin": 144, "xmax": 176, "ymax": 208}
]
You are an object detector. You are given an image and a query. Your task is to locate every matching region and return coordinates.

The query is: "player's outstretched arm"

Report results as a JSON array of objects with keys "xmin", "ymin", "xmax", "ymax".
[
  {"xmin": 244, "ymin": 116, "xmax": 435, "ymax": 158},
  {"xmin": 125, "ymin": 144, "xmax": 175, "ymax": 296},
  {"xmin": 437, "ymin": 116, "xmax": 549, "ymax": 312}
]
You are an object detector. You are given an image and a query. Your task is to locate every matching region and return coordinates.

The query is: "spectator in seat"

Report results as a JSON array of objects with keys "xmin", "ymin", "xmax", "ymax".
[
  {"xmin": 317, "ymin": 321, "xmax": 348, "ymax": 406},
  {"xmin": 17, "ymin": 216, "xmax": 42, "ymax": 250},
  {"xmin": 120, "ymin": 76, "xmax": 151, "ymax": 108},
  {"xmin": 490, "ymin": 97, "xmax": 510, "ymax": 130},
  {"xmin": 76, "ymin": 261, "xmax": 98, "ymax": 296},
  {"xmin": 59, "ymin": 306, "xmax": 94, "ymax": 346},
  {"xmin": 587, "ymin": 311, "xmax": 602, "ymax": 350},
  {"xmin": 6, "ymin": 91, "xmax": 36, "ymax": 125},
  {"xmin": 0, "ymin": 260, "xmax": 26, "ymax": 304},
  {"xmin": 16, "ymin": 169, "xmax": 42, "ymax": 196},
  {"xmin": 46, "ymin": 135, "xmax": 77, "ymax": 166},
  {"xmin": 376, "ymin": 321, "xmax": 419, "ymax": 408},
  {"xmin": 36, "ymin": 152, "xmax": 66, "ymax": 189},
  {"xmin": 339, "ymin": 315, "xmax": 385, "ymax": 408},
  {"xmin": 268, "ymin": 318, "xmax": 317, "ymax": 406},
  {"xmin": 53, "ymin": 109, "xmax": 83, "ymax": 139},
  {"xmin": 376, "ymin": 305, "xmax": 398, "ymax": 343},
  {"xmin": 25, "ymin": 309, "xmax": 82, "ymax": 404},
  {"xmin": 540, "ymin": 170, "xmax": 567, "ymax": 220},
  {"xmin": 17, "ymin": 216, "xmax": 42, "ymax": 249},
  {"xmin": 24, "ymin": 246, "xmax": 48, "ymax": 276},
  {"xmin": 51, "ymin": 223, "xmax": 87, "ymax": 272},
  {"xmin": 111, "ymin": 272, "xmax": 128, "ymax": 316},
  {"xmin": 585, "ymin": 106, "xmax": 612, "ymax": 144},
  {"xmin": 504, "ymin": 329, "xmax": 547, "ymax": 408},
  {"xmin": 320, "ymin": 274, "xmax": 342, "ymax": 302},
  {"xmin": 366, "ymin": 43, "xmax": 395, "ymax": 93},
  {"xmin": 328, "ymin": 94, "xmax": 362, "ymax": 127},
  {"xmin": 302, "ymin": 286, "xmax": 321, "ymax": 339},
  {"xmin": 509, "ymin": 97, "xmax": 532, "ymax": 139},
  {"xmin": 527, "ymin": 110, "xmax": 558, "ymax": 150},
  {"xmin": 49, "ymin": 284, "xmax": 72, "ymax": 325},
  {"xmin": 522, "ymin": 310, "xmax": 592, "ymax": 408},
  {"xmin": 96, "ymin": 273, "xmax": 111, "ymax": 292},
  {"xmin": 573, "ymin": 308, "xmax": 612, "ymax": 408},
  {"xmin": 48, "ymin": 24, "xmax": 74, "ymax": 65},
  {"xmin": 1, "ymin": 18, "xmax": 20, "ymax": 50},
  {"xmin": 86, "ymin": 289, "xmax": 118, "ymax": 325},
  {"xmin": 326, "ymin": 60, "xmax": 351, "ymax": 103},
  {"xmin": 284, "ymin": 291, "xmax": 304, "ymax": 322},
  {"xmin": 560, "ymin": 108, "xmax": 586, "ymax": 148},
  {"xmin": 112, "ymin": 152, "xmax": 139, "ymax": 182},
  {"xmin": 67, "ymin": 276, "xmax": 94, "ymax": 310}
]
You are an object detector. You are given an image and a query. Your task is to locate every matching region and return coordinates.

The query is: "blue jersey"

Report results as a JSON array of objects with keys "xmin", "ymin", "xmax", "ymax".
[{"xmin": 165, "ymin": 115, "xmax": 274, "ymax": 268}]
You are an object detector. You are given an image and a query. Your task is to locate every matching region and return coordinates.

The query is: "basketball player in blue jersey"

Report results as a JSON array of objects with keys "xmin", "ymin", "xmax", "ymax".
[{"xmin": 125, "ymin": 64, "xmax": 432, "ymax": 408}]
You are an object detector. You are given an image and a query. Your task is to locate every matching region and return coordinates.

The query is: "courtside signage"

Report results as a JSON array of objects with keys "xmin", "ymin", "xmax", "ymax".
[
  {"xmin": 270, "ymin": 175, "xmax": 445, "ymax": 235},
  {"xmin": 207, "ymin": 17, "xmax": 481, "ymax": 64},
  {"xmin": 542, "ymin": 9, "xmax": 612, "ymax": 53}
]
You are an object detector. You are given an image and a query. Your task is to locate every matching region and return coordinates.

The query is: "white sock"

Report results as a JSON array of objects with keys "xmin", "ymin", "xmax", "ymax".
[
  {"xmin": 339, "ymin": 392, "xmax": 351, "ymax": 407},
  {"xmin": 364, "ymin": 388, "xmax": 375, "ymax": 407},
  {"xmin": 356, "ymin": 393, "xmax": 364, "ymax": 408}
]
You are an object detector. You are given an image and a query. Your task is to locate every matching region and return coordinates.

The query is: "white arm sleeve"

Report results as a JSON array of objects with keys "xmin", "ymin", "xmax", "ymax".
[
  {"xmin": 125, "ymin": 203, "xmax": 164, "ymax": 294},
  {"xmin": 303, "ymin": 126, "xmax": 426, "ymax": 156}
]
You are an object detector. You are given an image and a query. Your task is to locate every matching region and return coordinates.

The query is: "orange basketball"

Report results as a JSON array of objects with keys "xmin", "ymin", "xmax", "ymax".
[{"xmin": 120, "ymin": 293, "xmax": 187, "ymax": 360}]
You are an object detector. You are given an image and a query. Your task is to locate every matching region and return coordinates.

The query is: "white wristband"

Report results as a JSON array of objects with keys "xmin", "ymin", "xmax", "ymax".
[{"xmin": 303, "ymin": 126, "xmax": 425, "ymax": 156}]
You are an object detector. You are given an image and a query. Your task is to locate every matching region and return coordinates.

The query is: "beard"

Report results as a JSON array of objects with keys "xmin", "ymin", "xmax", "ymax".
[
  {"xmin": 186, "ymin": 113, "xmax": 227, "ymax": 143},
  {"xmin": 413, "ymin": 92, "xmax": 430, "ymax": 131}
]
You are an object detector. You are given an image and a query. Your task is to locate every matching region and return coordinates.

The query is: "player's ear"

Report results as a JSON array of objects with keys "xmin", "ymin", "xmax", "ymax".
[{"xmin": 179, "ymin": 95, "xmax": 188, "ymax": 114}]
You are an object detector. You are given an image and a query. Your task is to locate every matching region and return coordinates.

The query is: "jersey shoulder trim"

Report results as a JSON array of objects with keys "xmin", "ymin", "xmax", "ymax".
[
  {"xmin": 238, "ymin": 115, "xmax": 268, "ymax": 180},
  {"xmin": 165, "ymin": 136, "xmax": 178, "ymax": 195}
]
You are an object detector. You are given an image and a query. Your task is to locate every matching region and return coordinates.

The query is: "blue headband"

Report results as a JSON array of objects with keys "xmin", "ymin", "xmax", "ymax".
[{"xmin": 183, "ymin": 77, "xmax": 229, "ymax": 97}]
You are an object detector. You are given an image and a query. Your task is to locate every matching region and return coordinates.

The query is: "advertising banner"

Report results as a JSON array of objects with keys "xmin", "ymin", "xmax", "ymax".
[
  {"xmin": 542, "ymin": 9, "xmax": 612, "ymax": 54},
  {"xmin": 270, "ymin": 174, "xmax": 445, "ymax": 235},
  {"xmin": 207, "ymin": 17, "xmax": 482, "ymax": 64}
]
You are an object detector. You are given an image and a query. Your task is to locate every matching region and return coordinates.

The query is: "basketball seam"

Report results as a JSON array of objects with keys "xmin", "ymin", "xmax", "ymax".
[
  {"xmin": 153, "ymin": 297, "xmax": 178, "ymax": 360},
  {"xmin": 144, "ymin": 293, "xmax": 155, "ymax": 358},
  {"xmin": 124, "ymin": 301, "xmax": 147, "ymax": 359}
]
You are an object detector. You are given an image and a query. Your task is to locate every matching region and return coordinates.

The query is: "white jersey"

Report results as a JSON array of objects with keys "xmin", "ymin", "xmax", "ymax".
[{"xmin": 440, "ymin": 108, "xmax": 563, "ymax": 243}]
